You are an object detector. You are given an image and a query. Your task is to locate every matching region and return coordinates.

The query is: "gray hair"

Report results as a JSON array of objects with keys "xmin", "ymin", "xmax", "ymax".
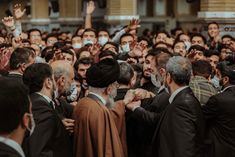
[
  {"xmin": 53, "ymin": 66, "xmax": 70, "ymax": 81},
  {"xmin": 117, "ymin": 62, "xmax": 134, "ymax": 85},
  {"xmin": 166, "ymin": 56, "xmax": 192, "ymax": 85}
]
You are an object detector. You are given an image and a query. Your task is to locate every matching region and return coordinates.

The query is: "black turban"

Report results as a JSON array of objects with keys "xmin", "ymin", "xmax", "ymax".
[{"xmin": 86, "ymin": 58, "xmax": 120, "ymax": 88}]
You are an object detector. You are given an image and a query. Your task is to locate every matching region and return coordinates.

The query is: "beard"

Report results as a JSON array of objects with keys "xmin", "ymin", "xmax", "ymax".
[
  {"xmin": 106, "ymin": 88, "xmax": 117, "ymax": 108},
  {"xmin": 142, "ymin": 72, "xmax": 151, "ymax": 81}
]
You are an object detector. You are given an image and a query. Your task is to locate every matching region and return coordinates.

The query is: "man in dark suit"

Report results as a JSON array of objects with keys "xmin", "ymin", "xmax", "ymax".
[
  {"xmin": 3, "ymin": 47, "xmax": 35, "ymax": 83},
  {"xmin": 125, "ymin": 52, "xmax": 171, "ymax": 157},
  {"xmin": 22, "ymin": 63, "xmax": 72, "ymax": 157},
  {"xmin": 152, "ymin": 56, "xmax": 205, "ymax": 157},
  {"xmin": 0, "ymin": 78, "xmax": 32, "ymax": 157},
  {"xmin": 203, "ymin": 62, "xmax": 235, "ymax": 157}
]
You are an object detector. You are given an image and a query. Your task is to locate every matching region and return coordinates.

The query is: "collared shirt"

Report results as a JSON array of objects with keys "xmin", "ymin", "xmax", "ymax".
[
  {"xmin": 221, "ymin": 85, "xmax": 235, "ymax": 93},
  {"xmin": 89, "ymin": 92, "xmax": 106, "ymax": 105},
  {"xmin": 158, "ymin": 85, "xmax": 169, "ymax": 94},
  {"xmin": 8, "ymin": 71, "xmax": 23, "ymax": 75},
  {"xmin": 189, "ymin": 76, "xmax": 218, "ymax": 106},
  {"xmin": 169, "ymin": 86, "xmax": 189, "ymax": 104},
  {"xmin": 0, "ymin": 136, "xmax": 25, "ymax": 157},
  {"xmin": 36, "ymin": 92, "xmax": 55, "ymax": 109}
]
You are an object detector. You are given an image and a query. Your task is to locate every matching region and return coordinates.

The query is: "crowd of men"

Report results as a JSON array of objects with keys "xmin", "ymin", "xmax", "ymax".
[{"xmin": 0, "ymin": 2, "xmax": 235, "ymax": 157}]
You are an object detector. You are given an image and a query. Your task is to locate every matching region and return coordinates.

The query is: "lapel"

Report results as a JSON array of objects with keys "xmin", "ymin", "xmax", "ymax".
[{"xmin": 87, "ymin": 94, "xmax": 105, "ymax": 106}]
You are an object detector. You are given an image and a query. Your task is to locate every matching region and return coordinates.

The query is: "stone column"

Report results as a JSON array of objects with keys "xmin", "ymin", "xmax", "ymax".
[
  {"xmin": 105, "ymin": 0, "xmax": 139, "ymax": 24},
  {"xmin": 59, "ymin": 0, "xmax": 82, "ymax": 21},
  {"xmin": 31, "ymin": 0, "xmax": 49, "ymax": 23}
]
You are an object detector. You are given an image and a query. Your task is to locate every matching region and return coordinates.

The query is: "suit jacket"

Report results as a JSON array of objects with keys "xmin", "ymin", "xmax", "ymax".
[
  {"xmin": 203, "ymin": 86, "xmax": 235, "ymax": 157},
  {"xmin": 73, "ymin": 94, "xmax": 127, "ymax": 157},
  {"xmin": 4, "ymin": 73, "xmax": 23, "ymax": 84},
  {"xmin": 152, "ymin": 87, "xmax": 205, "ymax": 157},
  {"xmin": 0, "ymin": 142, "xmax": 22, "ymax": 157},
  {"xmin": 23, "ymin": 93, "xmax": 72, "ymax": 157},
  {"xmin": 126, "ymin": 88, "xmax": 170, "ymax": 157}
]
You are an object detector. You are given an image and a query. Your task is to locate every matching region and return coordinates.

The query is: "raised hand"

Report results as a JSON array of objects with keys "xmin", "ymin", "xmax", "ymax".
[
  {"xmin": 127, "ymin": 19, "xmax": 141, "ymax": 31},
  {"xmin": 2, "ymin": 16, "xmax": 15, "ymax": 28},
  {"xmin": 86, "ymin": 1, "xmax": 95, "ymax": 15},
  {"xmin": 13, "ymin": 4, "xmax": 26, "ymax": 20}
]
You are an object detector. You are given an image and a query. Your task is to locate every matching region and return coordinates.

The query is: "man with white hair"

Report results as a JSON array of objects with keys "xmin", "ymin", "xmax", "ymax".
[{"xmin": 152, "ymin": 56, "xmax": 205, "ymax": 157}]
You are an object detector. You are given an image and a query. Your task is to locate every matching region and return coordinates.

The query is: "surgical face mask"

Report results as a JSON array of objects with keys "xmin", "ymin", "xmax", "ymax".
[
  {"xmin": 184, "ymin": 41, "xmax": 191, "ymax": 51},
  {"xmin": 67, "ymin": 82, "xmax": 78, "ymax": 102},
  {"xmin": 98, "ymin": 36, "xmax": 108, "ymax": 46},
  {"xmin": 27, "ymin": 114, "xmax": 36, "ymax": 136},
  {"xmin": 72, "ymin": 43, "xmax": 82, "ymax": 49},
  {"xmin": 83, "ymin": 39, "xmax": 93, "ymax": 46},
  {"xmin": 121, "ymin": 43, "xmax": 130, "ymax": 53},
  {"xmin": 211, "ymin": 75, "xmax": 221, "ymax": 90},
  {"xmin": 151, "ymin": 74, "xmax": 161, "ymax": 88},
  {"xmin": 53, "ymin": 87, "xmax": 59, "ymax": 99}
]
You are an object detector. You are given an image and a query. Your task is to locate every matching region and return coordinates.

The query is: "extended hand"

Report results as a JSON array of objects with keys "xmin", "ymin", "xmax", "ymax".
[
  {"xmin": 62, "ymin": 118, "xmax": 75, "ymax": 134},
  {"xmin": 127, "ymin": 19, "xmax": 140, "ymax": 31},
  {"xmin": 86, "ymin": 1, "xmax": 95, "ymax": 15},
  {"xmin": 126, "ymin": 100, "xmax": 141, "ymax": 111},
  {"xmin": 2, "ymin": 16, "xmax": 15, "ymax": 28},
  {"xmin": 14, "ymin": 4, "xmax": 26, "ymax": 20}
]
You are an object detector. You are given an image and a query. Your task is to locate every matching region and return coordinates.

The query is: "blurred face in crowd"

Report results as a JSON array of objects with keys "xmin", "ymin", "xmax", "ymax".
[
  {"xmin": 79, "ymin": 50, "xmax": 91, "ymax": 60},
  {"xmin": 208, "ymin": 55, "xmax": 219, "ymax": 73},
  {"xmin": 29, "ymin": 30, "xmax": 42, "ymax": 45},
  {"xmin": 46, "ymin": 36, "xmax": 58, "ymax": 47},
  {"xmin": 220, "ymin": 48, "xmax": 232, "ymax": 61},
  {"xmin": 62, "ymin": 52, "xmax": 74, "ymax": 65},
  {"xmin": 77, "ymin": 63, "xmax": 91, "ymax": 79},
  {"xmin": 82, "ymin": 31, "xmax": 97, "ymax": 46},
  {"xmin": 179, "ymin": 34, "xmax": 190, "ymax": 43},
  {"xmin": 189, "ymin": 49, "xmax": 206, "ymax": 61},
  {"xmin": 143, "ymin": 55, "xmax": 158, "ymax": 79},
  {"xmin": 98, "ymin": 31, "xmax": 109, "ymax": 46},
  {"xmin": 72, "ymin": 36, "xmax": 82, "ymax": 49},
  {"xmin": 77, "ymin": 28, "xmax": 85, "ymax": 36},
  {"xmin": 173, "ymin": 42, "xmax": 187, "ymax": 57},
  {"xmin": 208, "ymin": 23, "xmax": 220, "ymax": 38},
  {"xmin": 103, "ymin": 43, "xmax": 118, "ymax": 54},
  {"xmin": 120, "ymin": 35, "xmax": 134, "ymax": 52},
  {"xmin": 222, "ymin": 37, "xmax": 232, "ymax": 45},
  {"xmin": 191, "ymin": 36, "xmax": 205, "ymax": 47},
  {"xmin": 31, "ymin": 44, "xmax": 41, "ymax": 56},
  {"xmin": 155, "ymin": 33, "xmax": 167, "ymax": 43}
]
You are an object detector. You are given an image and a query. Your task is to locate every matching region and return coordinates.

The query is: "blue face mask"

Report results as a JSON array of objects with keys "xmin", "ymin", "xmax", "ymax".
[
  {"xmin": 73, "ymin": 43, "xmax": 82, "ymax": 49},
  {"xmin": 98, "ymin": 36, "xmax": 108, "ymax": 46},
  {"xmin": 83, "ymin": 39, "xmax": 93, "ymax": 46},
  {"xmin": 211, "ymin": 75, "xmax": 221, "ymax": 90},
  {"xmin": 121, "ymin": 43, "xmax": 130, "ymax": 53}
]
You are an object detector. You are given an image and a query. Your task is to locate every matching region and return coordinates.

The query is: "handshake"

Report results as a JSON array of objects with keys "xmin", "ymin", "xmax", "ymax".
[{"xmin": 123, "ymin": 89, "xmax": 155, "ymax": 111}]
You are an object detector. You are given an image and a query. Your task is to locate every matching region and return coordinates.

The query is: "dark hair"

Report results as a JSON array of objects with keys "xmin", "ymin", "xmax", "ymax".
[
  {"xmin": 204, "ymin": 49, "xmax": 220, "ymax": 57},
  {"xmin": 207, "ymin": 21, "xmax": 219, "ymax": 29},
  {"xmin": 61, "ymin": 48, "xmax": 74, "ymax": 57},
  {"xmin": 23, "ymin": 63, "xmax": 53, "ymax": 94},
  {"xmin": 9, "ymin": 48, "xmax": 35, "ymax": 70},
  {"xmin": 117, "ymin": 62, "xmax": 134, "ymax": 85},
  {"xmin": 155, "ymin": 30, "xmax": 170, "ymax": 39},
  {"xmin": 138, "ymin": 37, "xmax": 150, "ymax": 46},
  {"xmin": 76, "ymin": 46, "xmax": 91, "ymax": 60},
  {"xmin": 192, "ymin": 60, "xmax": 212, "ymax": 78},
  {"xmin": 191, "ymin": 33, "xmax": 207, "ymax": 45},
  {"xmin": 74, "ymin": 57, "xmax": 93, "ymax": 71},
  {"xmin": 98, "ymin": 29, "xmax": 110, "ymax": 36},
  {"xmin": 41, "ymin": 46, "xmax": 53, "ymax": 58},
  {"xmin": 99, "ymin": 50, "xmax": 117, "ymax": 60},
  {"xmin": 82, "ymin": 28, "xmax": 97, "ymax": 38},
  {"xmin": 45, "ymin": 33, "xmax": 58, "ymax": 43},
  {"xmin": 188, "ymin": 45, "xmax": 205, "ymax": 54},
  {"xmin": 173, "ymin": 40, "xmax": 185, "ymax": 49},
  {"xmin": 146, "ymin": 48, "xmax": 170, "ymax": 59},
  {"xmin": 155, "ymin": 52, "xmax": 171, "ymax": 69},
  {"xmin": 45, "ymin": 50, "xmax": 55, "ymax": 63},
  {"xmin": 28, "ymin": 28, "xmax": 42, "ymax": 38},
  {"xmin": 217, "ymin": 61, "xmax": 235, "ymax": 84},
  {"xmin": 222, "ymin": 34, "xmax": 233, "ymax": 41},
  {"xmin": 120, "ymin": 33, "xmax": 134, "ymax": 43},
  {"xmin": 101, "ymin": 41, "xmax": 119, "ymax": 52},
  {"xmin": 0, "ymin": 77, "xmax": 30, "ymax": 133},
  {"xmin": 53, "ymin": 41, "xmax": 66, "ymax": 50}
]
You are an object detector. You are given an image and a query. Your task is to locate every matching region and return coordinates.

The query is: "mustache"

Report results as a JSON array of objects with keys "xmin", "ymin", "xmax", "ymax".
[{"xmin": 144, "ymin": 68, "xmax": 153, "ymax": 73}]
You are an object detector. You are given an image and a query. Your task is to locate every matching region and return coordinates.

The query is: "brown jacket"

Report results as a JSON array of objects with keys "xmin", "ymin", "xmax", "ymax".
[{"xmin": 73, "ymin": 96, "xmax": 127, "ymax": 157}]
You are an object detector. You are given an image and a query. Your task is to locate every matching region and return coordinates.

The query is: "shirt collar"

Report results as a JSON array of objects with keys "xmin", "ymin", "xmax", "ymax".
[
  {"xmin": 0, "ymin": 136, "xmax": 25, "ymax": 157},
  {"xmin": 221, "ymin": 85, "xmax": 235, "ymax": 93},
  {"xmin": 36, "ymin": 92, "xmax": 53, "ymax": 103},
  {"xmin": 89, "ymin": 92, "xmax": 106, "ymax": 105},
  {"xmin": 8, "ymin": 71, "xmax": 22, "ymax": 76},
  {"xmin": 158, "ymin": 85, "xmax": 169, "ymax": 94},
  {"xmin": 169, "ymin": 86, "xmax": 189, "ymax": 104}
]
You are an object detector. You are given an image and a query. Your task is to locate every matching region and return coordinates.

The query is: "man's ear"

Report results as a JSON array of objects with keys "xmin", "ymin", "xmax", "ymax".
[
  {"xmin": 223, "ymin": 76, "xmax": 230, "ymax": 86},
  {"xmin": 19, "ymin": 63, "xmax": 26, "ymax": 73},
  {"xmin": 44, "ymin": 78, "xmax": 52, "ymax": 89},
  {"xmin": 21, "ymin": 113, "xmax": 30, "ymax": 129},
  {"xmin": 105, "ymin": 85, "xmax": 112, "ymax": 95}
]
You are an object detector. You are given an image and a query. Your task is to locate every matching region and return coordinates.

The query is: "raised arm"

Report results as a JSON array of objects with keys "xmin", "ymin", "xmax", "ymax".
[{"xmin": 85, "ymin": 1, "xmax": 95, "ymax": 29}]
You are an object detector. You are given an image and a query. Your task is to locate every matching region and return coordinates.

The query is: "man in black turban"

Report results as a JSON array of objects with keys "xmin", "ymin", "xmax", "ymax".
[{"xmin": 73, "ymin": 58, "xmax": 137, "ymax": 157}]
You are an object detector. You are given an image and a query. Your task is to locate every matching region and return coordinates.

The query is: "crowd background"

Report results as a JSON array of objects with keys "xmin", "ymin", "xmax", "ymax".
[{"xmin": 0, "ymin": 1, "xmax": 235, "ymax": 157}]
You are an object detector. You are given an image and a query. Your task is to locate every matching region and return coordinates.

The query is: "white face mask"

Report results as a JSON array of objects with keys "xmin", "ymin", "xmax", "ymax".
[
  {"xmin": 121, "ymin": 43, "xmax": 130, "ymax": 53},
  {"xmin": 72, "ymin": 43, "xmax": 82, "ymax": 49},
  {"xmin": 66, "ymin": 82, "xmax": 78, "ymax": 102},
  {"xmin": 27, "ymin": 114, "xmax": 36, "ymax": 136},
  {"xmin": 151, "ymin": 74, "xmax": 161, "ymax": 88},
  {"xmin": 184, "ymin": 41, "xmax": 191, "ymax": 51},
  {"xmin": 98, "ymin": 36, "xmax": 108, "ymax": 46},
  {"xmin": 83, "ymin": 39, "xmax": 94, "ymax": 46}
]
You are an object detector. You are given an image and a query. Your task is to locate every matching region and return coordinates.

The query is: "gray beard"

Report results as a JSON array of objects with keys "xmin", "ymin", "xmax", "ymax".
[{"xmin": 106, "ymin": 97, "xmax": 115, "ymax": 108}]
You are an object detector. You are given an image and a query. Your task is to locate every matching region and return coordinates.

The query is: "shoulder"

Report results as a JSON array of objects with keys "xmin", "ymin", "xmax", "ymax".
[{"xmin": 0, "ymin": 142, "xmax": 21, "ymax": 157}]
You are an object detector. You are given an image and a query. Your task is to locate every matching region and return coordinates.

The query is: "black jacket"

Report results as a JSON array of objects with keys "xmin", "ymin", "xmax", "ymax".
[
  {"xmin": 23, "ymin": 93, "xmax": 72, "ymax": 157},
  {"xmin": 203, "ymin": 86, "xmax": 235, "ymax": 157},
  {"xmin": 127, "ymin": 88, "xmax": 170, "ymax": 157},
  {"xmin": 0, "ymin": 142, "xmax": 22, "ymax": 157},
  {"xmin": 152, "ymin": 87, "xmax": 205, "ymax": 157}
]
